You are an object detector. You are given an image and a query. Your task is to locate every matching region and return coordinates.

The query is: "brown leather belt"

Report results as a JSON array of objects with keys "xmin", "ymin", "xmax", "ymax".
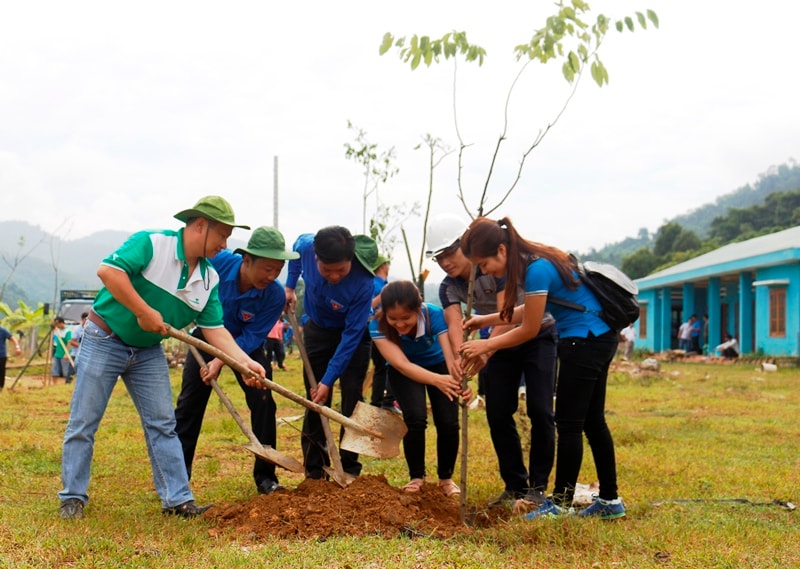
[{"xmin": 88, "ymin": 310, "xmax": 113, "ymax": 335}]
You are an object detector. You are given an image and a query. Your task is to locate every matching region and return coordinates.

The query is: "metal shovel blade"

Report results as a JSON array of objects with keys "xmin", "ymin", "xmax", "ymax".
[
  {"xmin": 340, "ymin": 402, "xmax": 407, "ymax": 458},
  {"xmin": 323, "ymin": 466, "xmax": 358, "ymax": 487},
  {"xmin": 243, "ymin": 441, "xmax": 304, "ymax": 473}
]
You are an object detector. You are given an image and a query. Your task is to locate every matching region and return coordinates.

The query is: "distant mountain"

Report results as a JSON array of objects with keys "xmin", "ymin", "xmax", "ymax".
[
  {"xmin": 3, "ymin": 159, "xmax": 798, "ymax": 308},
  {"xmin": 579, "ymin": 160, "xmax": 800, "ymax": 264},
  {"xmin": 0, "ymin": 221, "xmax": 246, "ymax": 308}
]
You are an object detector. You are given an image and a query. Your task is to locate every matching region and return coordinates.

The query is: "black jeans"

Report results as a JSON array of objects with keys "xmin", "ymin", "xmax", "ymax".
[
  {"xmin": 369, "ymin": 342, "xmax": 395, "ymax": 407},
  {"xmin": 174, "ymin": 329, "xmax": 279, "ymax": 487},
  {"xmin": 484, "ymin": 325, "xmax": 557, "ymax": 493},
  {"xmin": 552, "ymin": 332, "xmax": 619, "ymax": 505},
  {"xmin": 388, "ymin": 361, "xmax": 460, "ymax": 480},
  {"xmin": 300, "ymin": 320, "xmax": 371, "ymax": 477}
]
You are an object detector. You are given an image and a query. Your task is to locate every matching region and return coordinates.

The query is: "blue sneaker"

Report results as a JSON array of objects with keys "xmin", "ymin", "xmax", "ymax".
[
  {"xmin": 578, "ymin": 496, "xmax": 626, "ymax": 519},
  {"xmin": 523, "ymin": 498, "xmax": 572, "ymax": 520}
]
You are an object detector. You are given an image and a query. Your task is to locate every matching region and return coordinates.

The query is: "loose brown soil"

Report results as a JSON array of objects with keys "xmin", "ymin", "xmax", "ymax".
[{"xmin": 204, "ymin": 474, "xmax": 511, "ymax": 541}]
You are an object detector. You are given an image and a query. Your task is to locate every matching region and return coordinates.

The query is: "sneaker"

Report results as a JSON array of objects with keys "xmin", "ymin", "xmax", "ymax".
[
  {"xmin": 523, "ymin": 498, "xmax": 572, "ymax": 520},
  {"xmin": 522, "ymin": 488, "xmax": 546, "ymax": 506},
  {"xmin": 488, "ymin": 489, "xmax": 524, "ymax": 508},
  {"xmin": 256, "ymin": 479, "xmax": 285, "ymax": 496},
  {"xmin": 468, "ymin": 395, "xmax": 485, "ymax": 411},
  {"xmin": 578, "ymin": 496, "xmax": 626, "ymax": 519},
  {"xmin": 59, "ymin": 498, "xmax": 85, "ymax": 520},
  {"xmin": 162, "ymin": 500, "xmax": 212, "ymax": 518}
]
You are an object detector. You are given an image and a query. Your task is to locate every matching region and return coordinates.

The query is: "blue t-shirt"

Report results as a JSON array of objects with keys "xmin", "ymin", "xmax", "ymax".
[
  {"xmin": 369, "ymin": 303, "xmax": 448, "ymax": 367},
  {"xmin": 0, "ymin": 326, "xmax": 13, "ymax": 358},
  {"xmin": 285, "ymin": 233, "xmax": 374, "ymax": 387},
  {"xmin": 525, "ymin": 258, "xmax": 610, "ymax": 338},
  {"xmin": 211, "ymin": 249, "xmax": 286, "ymax": 356}
]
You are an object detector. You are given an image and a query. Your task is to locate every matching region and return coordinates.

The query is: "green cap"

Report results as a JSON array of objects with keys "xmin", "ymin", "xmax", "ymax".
[
  {"xmin": 235, "ymin": 226, "xmax": 299, "ymax": 260},
  {"xmin": 173, "ymin": 195, "xmax": 250, "ymax": 229},
  {"xmin": 353, "ymin": 234, "xmax": 378, "ymax": 276},
  {"xmin": 372, "ymin": 254, "xmax": 390, "ymax": 271}
]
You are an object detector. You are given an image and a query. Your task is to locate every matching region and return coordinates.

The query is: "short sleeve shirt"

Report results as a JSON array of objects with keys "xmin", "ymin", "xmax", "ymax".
[
  {"xmin": 525, "ymin": 258, "xmax": 609, "ymax": 338},
  {"xmin": 92, "ymin": 229, "xmax": 224, "ymax": 347},
  {"xmin": 369, "ymin": 303, "xmax": 448, "ymax": 367}
]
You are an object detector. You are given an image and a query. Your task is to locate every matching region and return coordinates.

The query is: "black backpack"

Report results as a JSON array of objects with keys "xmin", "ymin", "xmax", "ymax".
[{"xmin": 549, "ymin": 260, "xmax": 640, "ymax": 332}]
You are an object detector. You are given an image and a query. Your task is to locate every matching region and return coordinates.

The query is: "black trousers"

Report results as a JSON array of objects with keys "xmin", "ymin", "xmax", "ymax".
[
  {"xmin": 300, "ymin": 320, "xmax": 371, "ymax": 478},
  {"xmin": 388, "ymin": 361, "xmax": 460, "ymax": 480},
  {"xmin": 484, "ymin": 325, "xmax": 557, "ymax": 493},
  {"xmin": 174, "ymin": 329, "xmax": 279, "ymax": 486},
  {"xmin": 369, "ymin": 342, "xmax": 395, "ymax": 407},
  {"xmin": 552, "ymin": 332, "xmax": 619, "ymax": 505}
]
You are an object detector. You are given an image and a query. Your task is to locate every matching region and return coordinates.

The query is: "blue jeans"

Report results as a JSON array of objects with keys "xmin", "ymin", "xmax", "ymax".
[
  {"xmin": 552, "ymin": 331, "xmax": 619, "ymax": 506},
  {"xmin": 59, "ymin": 320, "xmax": 194, "ymax": 508}
]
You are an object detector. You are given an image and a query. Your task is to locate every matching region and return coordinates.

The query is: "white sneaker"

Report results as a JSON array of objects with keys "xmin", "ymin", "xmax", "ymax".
[{"xmin": 468, "ymin": 395, "xmax": 485, "ymax": 410}]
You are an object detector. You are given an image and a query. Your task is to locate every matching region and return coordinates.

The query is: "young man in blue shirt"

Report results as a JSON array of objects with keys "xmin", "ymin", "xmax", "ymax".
[
  {"xmin": 174, "ymin": 226, "xmax": 298, "ymax": 496},
  {"xmin": 285, "ymin": 226, "xmax": 377, "ymax": 480}
]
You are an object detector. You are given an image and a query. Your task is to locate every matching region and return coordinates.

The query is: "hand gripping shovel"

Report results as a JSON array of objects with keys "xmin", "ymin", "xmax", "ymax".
[
  {"xmin": 187, "ymin": 344, "xmax": 303, "ymax": 473},
  {"xmin": 166, "ymin": 325, "xmax": 405, "ymax": 460}
]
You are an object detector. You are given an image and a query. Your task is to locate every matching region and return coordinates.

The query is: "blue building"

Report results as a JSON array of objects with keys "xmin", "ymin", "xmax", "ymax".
[{"xmin": 634, "ymin": 226, "xmax": 800, "ymax": 357}]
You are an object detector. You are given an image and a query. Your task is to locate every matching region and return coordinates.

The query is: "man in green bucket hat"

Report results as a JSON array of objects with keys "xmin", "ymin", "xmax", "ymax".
[
  {"xmin": 175, "ymin": 226, "xmax": 299, "ymax": 497},
  {"xmin": 58, "ymin": 196, "xmax": 266, "ymax": 520},
  {"xmin": 285, "ymin": 226, "xmax": 378, "ymax": 480}
]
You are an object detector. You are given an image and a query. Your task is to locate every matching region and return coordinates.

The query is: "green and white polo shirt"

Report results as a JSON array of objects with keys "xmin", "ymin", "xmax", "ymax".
[{"xmin": 92, "ymin": 229, "xmax": 224, "ymax": 347}]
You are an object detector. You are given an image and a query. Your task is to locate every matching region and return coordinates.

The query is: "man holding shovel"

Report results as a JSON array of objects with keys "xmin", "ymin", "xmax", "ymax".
[
  {"xmin": 58, "ymin": 196, "xmax": 266, "ymax": 520},
  {"xmin": 174, "ymin": 226, "xmax": 298, "ymax": 496},
  {"xmin": 285, "ymin": 226, "xmax": 377, "ymax": 480}
]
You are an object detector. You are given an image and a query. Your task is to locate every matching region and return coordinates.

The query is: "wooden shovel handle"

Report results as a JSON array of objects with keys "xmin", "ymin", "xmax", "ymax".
[{"xmin": 165, "ymin": 325, "xmax": 382, "ymax": 439}]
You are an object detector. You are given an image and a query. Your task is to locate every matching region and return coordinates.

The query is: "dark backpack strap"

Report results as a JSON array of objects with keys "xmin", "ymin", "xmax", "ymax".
[{"xmin": 547, "ymin": 296, "xmax": 588, "ymax": 313}]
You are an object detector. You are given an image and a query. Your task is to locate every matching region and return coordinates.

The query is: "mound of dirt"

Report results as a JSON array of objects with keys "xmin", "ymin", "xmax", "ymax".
[{"xmin": 204, "ymin": 474, "xmax": 509, "ymax": 540}]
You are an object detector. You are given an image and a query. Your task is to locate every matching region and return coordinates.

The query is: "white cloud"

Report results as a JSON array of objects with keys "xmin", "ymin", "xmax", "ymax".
[{"xmin": 1, "ymin": 0, "xmax": 798, "ymax": 283}]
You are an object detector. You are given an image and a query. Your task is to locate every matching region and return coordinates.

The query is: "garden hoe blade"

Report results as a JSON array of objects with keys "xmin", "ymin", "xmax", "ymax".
[{"xmin": 187, "ymin": 345, "xmax": 303, "ymax": 473}]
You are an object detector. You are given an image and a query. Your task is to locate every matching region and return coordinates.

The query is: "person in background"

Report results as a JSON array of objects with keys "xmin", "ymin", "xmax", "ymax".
[
  {"xmin": 58, "ymin": 196, "xmax": 266, "ymax": 521},
  {"xmin": 265, "ymin": 318, "xmax": 287, "ymax": 370},
  {"xmin": 67, "ymin": 312, "xmax": 88, "ymax": 373},
  {"xmin": 51, "ymin": 317, "xmax": 74, "ymax": 384},
  {"xmin": 459, "ymin": 216, "xmax": 625, "ymax": 520},
  {"xmin": 0, "ymin": 324, "xmax": 22, "ymax": 390},
  {"xmin": 713, "ymin": 334, "xmax": 740, "ymax": 359},
  {"xmin": 678, "ymin": 315, "xmax": 696, "ymax": 353},
  {"xmin": 284, "ymin": 226, "xmax": 377, "ymax": 480},
  {"xmin": 619, "ymin": 323, "xmax": 636, "ymax": 360},
  {"xmin": 370, "ymin": 280, "xmax": 470, "ymax": 496},
  {"xmin": 175, "ymin": 226, "xmax": 298, "ymax": 497},
  {"xmin": 283, "ymin": 321, "xmax": 294, "ymax": 355}
]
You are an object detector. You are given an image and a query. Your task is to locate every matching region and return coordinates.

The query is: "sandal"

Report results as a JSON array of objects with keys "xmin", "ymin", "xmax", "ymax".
[
  {"xmin": 402, "ymin": 478, "xmax": 424, "ymax": 493},
  {"xmin": 439, "ymin": 479, "xmax": 461, "ymax": 497}
]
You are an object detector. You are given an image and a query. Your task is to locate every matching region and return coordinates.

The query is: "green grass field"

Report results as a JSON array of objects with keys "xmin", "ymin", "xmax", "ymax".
[{"xmin": 1, "ymin": 355, "xmax": 798, "ymax": 568}]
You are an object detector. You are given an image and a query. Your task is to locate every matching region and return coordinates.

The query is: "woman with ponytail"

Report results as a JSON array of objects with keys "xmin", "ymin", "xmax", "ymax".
[{"xmin": 459, "ymin": 217, "xmax": 625, "ymax": 520}]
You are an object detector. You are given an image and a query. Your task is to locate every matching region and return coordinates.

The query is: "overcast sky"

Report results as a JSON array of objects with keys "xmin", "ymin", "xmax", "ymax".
[{"xmin": 1, "ymin": 0, "xmax": 797, "ymax": 282}]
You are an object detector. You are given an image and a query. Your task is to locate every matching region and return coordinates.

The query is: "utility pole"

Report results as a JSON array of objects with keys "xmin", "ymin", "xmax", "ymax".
[{"xmin": 273, "ymin": 155, "xmax": 279, "ymax": 229}]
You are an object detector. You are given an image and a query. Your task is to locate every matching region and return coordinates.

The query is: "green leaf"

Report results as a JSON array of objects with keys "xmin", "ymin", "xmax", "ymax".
[
  {"xmin": 647, "ymin": 9, "xmax": 660, "ymax": 28},
  {"xmin": 624, "ymin": 16, "xmax": 634, "ymax": 32},
  {"xmin": 590, "ymin": 60, "xmax": 601, "ymax": 85},
  {"xmin": 379, "ymin": 32, "xmax": 394, "ymax": 55},
  {"xmin": 411, "ymin": 52, "xmax": 421, "ymax": 70},
  {"xmin": 562, "ymin": 60, "xmax": 575, "ymax": 82},
  {"xmin": 568, "ymin": 50, "xmax": 580, "ymax": 73},
  {"xmin": 636, "ymin": 11, "xmax": 647, "ymax": 29},
  {"xmin": 615, "ymin": 20, "xmax": 624, "ymax": 32}
]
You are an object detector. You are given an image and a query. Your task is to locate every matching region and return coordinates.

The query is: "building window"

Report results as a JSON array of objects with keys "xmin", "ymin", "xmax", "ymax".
[
  {"xmin": 638, "ymin": 305, "xmax": 647, "ymax": 339},
  {"xmin": 769, "ymin": 288, "xmax": 786, "ymax": 337}
]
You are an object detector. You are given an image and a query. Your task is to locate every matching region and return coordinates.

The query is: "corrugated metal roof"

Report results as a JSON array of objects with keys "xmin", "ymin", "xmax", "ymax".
[{"xmin": 636, "ymin": 225, "xmax": 800, "ymax": 289}]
